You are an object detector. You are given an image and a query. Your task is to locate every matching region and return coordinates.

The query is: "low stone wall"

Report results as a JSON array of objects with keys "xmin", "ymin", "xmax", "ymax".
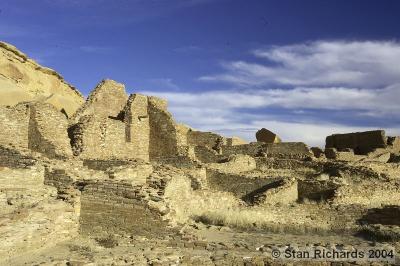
[
  {"xmin": 333, "ymin": 180, "xmax": 400, "ymax": 207},
  {"xmin": 253, "ymin": 179, "xmax": 298, "ymax": 206},
  {"xmin": 193, "ymin": 146, "xmax": 222, "ymax": 163},
  {"xmin": 79, "ymin": 180, "xmax": 170, "ymax": 237},
  {"xmin": 44, "ymin": 167, "xmax": 75, "ymax": 193},
  {"xmin": 255, "ymin": 158, "xmax": 322, "ymax": 172},
  {"xmin": 83, "ymin": 159, "xmax": 132, "ymax": 171},
  {"xmin": 359, "ymin": 206, "xmax": 400, "ymax": 226},
  {"xmin": 222, "ymin": 142, "xmax": 312, "ymax": 159},
  {"xmin": 206, "ymin": 155, "xmax": 256, "ymax": 174},
  {"xmin": 0, "ymin": 145, "xmax": 36, "ymax": 168},
  {"xmin": 206, "ymin": 169, "xmax": 281, "ymax": 200},
  {"xmin": 298, "ymin": 179, "xmax": 340, "ymax": 202},
  {"xmin": 187, "ymin": 131, "xmax": 226, "ymax": 149}
]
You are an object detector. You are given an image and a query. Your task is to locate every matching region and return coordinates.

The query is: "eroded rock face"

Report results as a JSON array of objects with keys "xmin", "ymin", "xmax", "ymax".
[
  {"xmin": 255, "ymin": 128, "xmax": 281, "ymax": 143},
  {"xmin": 0, "ymin": 42, "xmax": 84, "ymax": 117}
]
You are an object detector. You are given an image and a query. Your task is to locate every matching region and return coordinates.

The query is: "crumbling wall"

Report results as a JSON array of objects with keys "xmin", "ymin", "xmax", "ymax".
[
  {"xmin": 0, "ymin": 145, "xmax": 36, "ymax": 168},
  {"xmin": 83, "ymin": 159, "xmax": 131, "ymax": 171},
  {"xmin": 326, "ymin": 130, "xmax": 387, "ymax": 154},
  {"xmin": 0, "ymin": 104, "xmax": 30, "ymax": 149},
  {"xmin": 175, "ymin": 124, "xmax": 191, "ymax": 146},
  {"xmin": 193, "ymin": 146, "xmax": 221, "ymax": 163},
  {"xmin": 148, "ymin": 96, "xmax": 179, "ymax": 160},
  {"xmin": 251, "ymin": 179, "xmax": 298, "ymax": 206},
  {"xmin": 187, "ymin": 131, "xmax": 226, "ymax": 149},
  {"xmin": 298, "ymin": 179, "xmax": 340, "ymax": 202},
  {"xmin": 28, "ymin": 102, "xmax": 72, "ymax": 159},
  {"xmin": 222, "ymin": 142, "xmax": 312, "ymax": 159},
  {"xmin": 70, "ymin": 79, "xmax": 128, "ymax": 123},
  {"xmin": 124, "ymin": 94, "xmax": 150, "ymax": 161},
  {"xmin": 226, "ymin": 136, "xmax": 247, "ymax": 146},
  {"xmin": 206, "ymin": 154, "xmax": 256, "ymax": 174},
  {"xmin": 333, "ymin": 180, "xmax": 400, "ymax": 207},
  {"xmin": 206, "ymin": 169, "xmax": 282, "ymax": 199}
]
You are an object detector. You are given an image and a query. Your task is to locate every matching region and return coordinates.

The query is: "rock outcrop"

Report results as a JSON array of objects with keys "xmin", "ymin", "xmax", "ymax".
[
  {"xmin": 0, "ymin": 42, "xmax": 84, "ymax": 117},
  {"xmin": 256, "ymin": 128, "xmax": 281, "ymax": 143}
]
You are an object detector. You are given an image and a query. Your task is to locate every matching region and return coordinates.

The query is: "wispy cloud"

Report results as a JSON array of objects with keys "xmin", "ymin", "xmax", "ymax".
[{"xmin": 200, "ymin": 40, "xmax": 400, "ymax": 88}]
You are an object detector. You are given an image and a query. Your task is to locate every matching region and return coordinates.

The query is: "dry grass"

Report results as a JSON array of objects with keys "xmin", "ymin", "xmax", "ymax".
[{"xmin": 193, "ymin": 208, "xmax": 331, "ymax": 235}]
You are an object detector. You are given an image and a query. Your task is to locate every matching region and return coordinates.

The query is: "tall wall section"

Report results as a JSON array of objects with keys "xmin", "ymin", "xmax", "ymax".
[
  {"xmin": 124, "ymin": 94, "xmax": 150, "ymax": 161},
  {"xmin": 148, "ymin": 96, "xmax": 180, "ymax": 160},
  {"xmin": 28, "ymin": 103, "xmax": 72, "ymax": 158}
]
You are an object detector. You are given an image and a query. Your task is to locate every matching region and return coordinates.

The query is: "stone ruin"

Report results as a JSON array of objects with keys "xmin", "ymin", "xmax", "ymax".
[{"xmin": 1, "ymin": 41, "xmax": 400, "ymax": 265}]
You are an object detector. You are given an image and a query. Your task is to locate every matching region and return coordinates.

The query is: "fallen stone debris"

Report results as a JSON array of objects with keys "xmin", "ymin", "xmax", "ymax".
[{"xmin": 1, "ymin": 41, "xmax": 399, "ymax": 265}]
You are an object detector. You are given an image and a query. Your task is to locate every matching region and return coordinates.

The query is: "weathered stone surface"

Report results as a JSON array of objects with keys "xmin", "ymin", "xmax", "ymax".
[
  {"xmin": 222, "ymin": 142, "xmax": 312, "ymax": 159},
  {"xmin": 0, "ymin": 41, "xmax": 84, "ymax": 117},
  {"xmin": 206, "ymin": 154, "xmax": 256, "ymax": 174},
  {"xmin": 226, "ymin": 136, "xmax": 248, "ymax": 146},
  {"xmin": 187, "ymin": 130, "xmax": 226, "ymax": 149},
  {"xmin": 311, "ymin": 147, "xmax": 324, "ymax": 158},
  {"xmin": 252, "ymin": 178, "xmax": 298, "ymax": 206},
  {"xmin": 148, "ymin": 96, "xmax": 180, "ymax": 160},
  {"xmin": 326, "ymin": 130, "xmax": 387, "ymax": 154},
  {"xmin": 0, "ymin": 102, "xmax": 72, "ymax": 158},
  {"xmin": 71, "ymin": 79, "xmax": 128, "ymax": 123},
  {"xmin": 124, "ymin": 94, "xmax": 150, "ymax": 161},
  {"xmin": 325, "ymin": 148, "xmax": 365, "ymax": 161},
  {"xmin": 0, "ymin": 103, "xmax": 30, "ymax": 149},
  {"xmin": 255, "ymin": 128, "xmax": 281, "ymax": 143},
  {"xmin": 387, "ymin": 136, "xmax": 400, "ymax": 152},
  {"xmin": 28, "ymin": 102, "xmax": 72, "ymax": 158}
]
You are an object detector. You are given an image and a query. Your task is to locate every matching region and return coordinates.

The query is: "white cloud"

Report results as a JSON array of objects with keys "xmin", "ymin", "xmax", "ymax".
[
  {"xmin": 200, "ymin": 41, "xmax": 400, "ymax": 88},
  {"xmin": 142, "ymin": 84, "xmax": 400, "ymax": 114},
  {"xmin": 142, "ymin": 40, "xmax": 400, "ymax": 147}
]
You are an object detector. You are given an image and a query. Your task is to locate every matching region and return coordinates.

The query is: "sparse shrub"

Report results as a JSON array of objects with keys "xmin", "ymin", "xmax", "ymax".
[{"xmin": 95, "ymin": 234, "xmax": 119, "ymax": 248}]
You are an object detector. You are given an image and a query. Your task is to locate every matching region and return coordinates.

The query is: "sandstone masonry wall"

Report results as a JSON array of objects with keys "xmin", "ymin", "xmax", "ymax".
[
  {"xmin": 70, "ymin": 79, "xmax": 128, "ymax": 123},
  {"xmin": 222, "ymin": 142, "xmax": 312, "ymax": 159},
  {"xmin": 206, "ymin": 169, "xmax": 282, "ymax": 199},
  {"xmin": 326, "ymin": 130, "xmax": 387, "ymax": 154},
  {"xmin": 0, "ymin": 146, "xmax": 36, "ymax": 168},
  {"xmin": 148, "ymin": 96, "xmax": 179, "ymax": 160},
  {"xmin": 187, "ymin": 131, "xmax": 226, "ymax": 149},
  {"xmin": 70, "ymin": 116, "xmax": 140, "ymax": 160},
  {"xmin": 28, "ymin": 103, "xmax": 72, "ymax": 159},
  {"xmin": 79, "ymin": 180, "xmax": 169, "ymax": 237},
  {"xmin": 124, "ymin": 94, "xmax": 150, "ymax": 161},
  {"xmin": 0, "ymin": 104, "xmax": 30, "ymax": 149}
]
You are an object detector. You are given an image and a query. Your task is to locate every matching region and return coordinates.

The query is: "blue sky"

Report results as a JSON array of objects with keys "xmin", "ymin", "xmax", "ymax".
[{"xmin": 1, "ymin": 0, "xmax": 400, "ymax": 146}]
